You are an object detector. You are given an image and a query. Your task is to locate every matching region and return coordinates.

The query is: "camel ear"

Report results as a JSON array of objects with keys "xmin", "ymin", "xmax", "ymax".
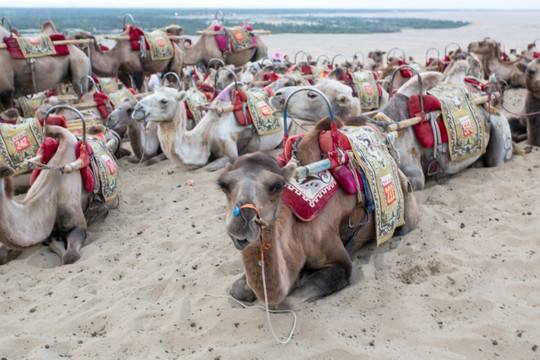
[
  {"xmin": 176, "ymin": 90, "xmax": 187, "ymax": 102},
  {"xmin": 515, "ymin": 62, "xmax": 527, "ymax": 73},
  {"xmin": 281, "ymin": 161, "xmax": 297, "ymax": 182},
  {"xmin": 0, "ymin": 165, "xmax": 15, "ymax": 178}
]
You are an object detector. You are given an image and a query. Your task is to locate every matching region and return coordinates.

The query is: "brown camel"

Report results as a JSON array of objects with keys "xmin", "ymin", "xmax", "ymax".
[
  {"xmin": 106, "ymin": 97, "xmax": 164, "ymax": 163},
  {"xmin": 182, "ymin": 20, "xmax": 267, "ymax": 68},
  {"xmin": 218, "ymin": 117, "xmax": 418, "ymax": 306},
  {"xmin": 0, "ymin": 21, "xmax": 91, "ymax": 110},
  {"xmin": 514, "ymin": 59, "xmax": 540, "ymax": 146},
  {"xmin": 468, "ymin": 38, "xmax": 527, "ymax": 87},
  {"xmin": 68, "ymin": 26, "xmax": 183, "ymax": 92},
  {"xmin": 0, "ymin": 124, "xmax": 118, "ymax": 265}
]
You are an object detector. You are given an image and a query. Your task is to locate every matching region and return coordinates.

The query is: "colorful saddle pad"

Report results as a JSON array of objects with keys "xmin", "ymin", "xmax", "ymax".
[
  {"xmin": 213, "ymin": 25, "xmax": 256, "ymax": 53},
  {"xmin": 341, "ymin": 125, "xmax": 405, "ymax": 246},
  {"xmin": 185, "ymin": 88, "xmax": 208, "ymax": 125},
  {"xmin": 282, "ymin": 169, "xmax": 339, "ymax": 222},
  {"xmin": 86, "ymin": 136, "xmax": 118, "ymax": 203},
  {"xmin": 3, "ymin": 33, "xmax": 69, "ymax": 59},
  {"xmin": 246, "ymin": 89, "xmax": 282, "ymax": 135},
  {"xmin": 351, "ymin": 70, "xmax": 380, "ymax": 111},
  {"xmin": 428, "ymin": 84, "xmax": 486, "ymax": 161},
  {"xmin": 17, "ymin": 92, "xmax": 47, "ymax": 118},
  {"xmin": 144, "ymin": 30, "xmax": 174, "ymax": 61},
  {"xmin": 95, "ymin": 77, "xmax": 120, "ymax": 94},
  {"xmin": 107, "ymin": 88, "xmax": 135, "ymax": 108},
  {"xmin": 0, "ymin": 118, "xmax": 43, "ymax": 175}
]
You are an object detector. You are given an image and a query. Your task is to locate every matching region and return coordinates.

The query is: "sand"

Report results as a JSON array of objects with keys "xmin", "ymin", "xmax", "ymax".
[{"xmin": 1, "ymin": 10, "xmax": 540, "ymax": 360}]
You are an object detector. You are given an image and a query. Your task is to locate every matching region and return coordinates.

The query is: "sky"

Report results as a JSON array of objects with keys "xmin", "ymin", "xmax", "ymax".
[{"xmin": 4, "ymin": 0, "xmax": 540, "ymax": 10}]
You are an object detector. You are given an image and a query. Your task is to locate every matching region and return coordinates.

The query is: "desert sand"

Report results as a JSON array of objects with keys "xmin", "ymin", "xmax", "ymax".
[{"xmin": 1, "ymin": 10, "xmax": 539, "ymax": 360}]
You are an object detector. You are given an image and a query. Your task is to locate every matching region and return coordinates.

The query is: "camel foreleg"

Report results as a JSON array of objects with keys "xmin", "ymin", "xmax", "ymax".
[
  {"xmin": 230, "ymin": 273, "xmax": 257, "ymax": 302},
  {"xmin": 47, "ymin": 228, "xmax": 86, "ymax": 265},
  {"xmin": 0, "ymin": 244, "xmax": 22, "ymax": 265}
]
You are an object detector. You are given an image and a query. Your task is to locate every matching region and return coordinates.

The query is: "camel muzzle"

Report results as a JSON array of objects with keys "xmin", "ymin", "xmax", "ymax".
[{"xmin": 131, "ymin": 107, "xmax": 148, "ymax": 121}]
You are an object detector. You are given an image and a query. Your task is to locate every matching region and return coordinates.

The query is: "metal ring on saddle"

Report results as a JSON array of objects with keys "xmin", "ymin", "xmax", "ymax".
[
  {"xmin": 214, "ymin": 67, "xmax": 239, "ymax": 92},
  {"xmin": 389, "ymin": 65, "xmax": 424, "ymax": 112},
  {"xmin": 444, "ymin": 42, "xmax": 461, "ymax": 57},
  {"xmin": 44, "ymin": 105, "xmax": 87, "ymax": 146},
  {"xmin": 215, "ymin": 10, "xmax": 224, "ymax": 23},
  {"xmin": 1, "ymin": 17, "xmax": 12, "ymax": 33},
  {"xmin": 425, "ymin": 48, "xmax": 440, "ymax": 64},
  {"xmin": 387, "ymin": 47, "xmax": 406, "ymax": 64},
  {"xmin": 294, "ymin": 50, "xmax": 310, "ymax": 65},
  {"xmin": 80, "ymin": 75, "xmax": 98, "ymax": 94},
  {"xmin": 353, "ymin": 51, "xmax": 365, "ymax": 63},
  {"xmin": 282, "ymin": 87, "xmax": 335, "ymax": 140},
  {"xmin": 208, "ymin": 58, "xmax": 226, "ymax": 69},
  {"xmin": 123, "ymin": 14, "xmax": 136, "ymax": 29},
  {"xmin": 162, "ymin": 72, "xmax": 181, "ymax": 90},
  {"xmin": 331, "ymin": 53, "xmax": 349, "ymax": 70},
  {"xmin": 316, "ymin": 55, "xmax": 330, "ymax": 66}
]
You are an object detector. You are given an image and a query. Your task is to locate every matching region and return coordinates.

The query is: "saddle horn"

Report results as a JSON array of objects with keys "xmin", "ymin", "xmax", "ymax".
[
  {"xmin": 123, "ymin": 14, "xmax": 136, "ymax": 29},
  {"xmin": 331, "ymin": 53, "xmax": 349, "ymax": 70},
  {"xmin": 353, "ymin": 51, "xmax": 365, "ymax": 63},
  {"xmin": 207, "ymin": 58, "xmax": 226, "ymax": 69},
  {"xmin": 162, "ymin": 72, "xmax": 181, "ymax": 90},
  {"xmin": 389, "ymin": 65, "xmax": 424, "ymax": 111},
  {"xmin": 387, "ymin": 47, "xmax": 406, "ymax": 64},
  {"xmin": 215, "ymin": 10, "xmax": 224, "ymax": 23},
  {"xmin": 80, "ymin": 75, "xmax": 97, "ymax": 95},
  {"xmin": 425, "ymin": 48, "xmax": 440, "ymax": 64},
  {"xmin": 1, "ymin": 17, "xmax": 13, "ymax": 33},
  {"xmin": 44, "ymin": 105, "xmax": 87, "ymax": 146},
  {"xmin": 214, "ymin": 67, "xmax": 239, "ymax": 92}
]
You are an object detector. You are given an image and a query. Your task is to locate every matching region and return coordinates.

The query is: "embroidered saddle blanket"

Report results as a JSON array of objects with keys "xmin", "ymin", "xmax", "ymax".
[
  {"xmin": 128, "ymin": 26, "xmax": 174, "ymax": 60},
  {"xmin": 94, "ymin": 77, "xmax": 120, "ymax": 94},
  {"xmin": 341, "ymin": 126, "xmax": 405, "ymax": 246},
  {"xmin": 85, "ymin": 135, "xmax": 118, "ymax": 203},
  {"xmin": 3, "ymin": 33, "xmax": 69, "ymax": 59},
  {"xmin": 427, "ymin": 84, "xmax": 486, "ymax": 161},
  {"xmin": 0, "ymin": 118, "xmax": 43, "ymax": 175},
  {"xmin": 213, "ymin": 25, "xmax": 256, "ymax": 53},
  {"xmin": 351, "ymin": 70, "xmax": 380, "ymax": 111},
  {"xmin": 185, "ymin": 87, "xmax": 208, "ymax": 125},
  {"xmin": 17, "ymin": 92, "xmax": 47, "ymax": 118},
  {"xmin": 245, "ymin": 89, "xmax": 282, "ymax": 135}
]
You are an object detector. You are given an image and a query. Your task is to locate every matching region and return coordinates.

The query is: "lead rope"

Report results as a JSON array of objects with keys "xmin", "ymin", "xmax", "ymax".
[
  {"xmin": 206, "ymin": 204, "xmax": 297, "ymax": 343},
  {"xmin": 237, "ymin": 203, "xmax": 297, "ymax": 344}
]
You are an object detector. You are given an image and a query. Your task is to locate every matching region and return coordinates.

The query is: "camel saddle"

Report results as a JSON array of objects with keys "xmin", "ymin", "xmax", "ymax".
[
  {"xmin": 212, "ymin": 24, "xmax": 256, "ymax": 53},
  {"xmin": 3, "ymin": 33, "xmax": 69, "ymax": 59},
  {"xmin": 17, "ymin": 92, "xmax": 47, "ymax": 118},
  {"xmin": 127, "ymin": 26, "xmax": 174, "ymax": 61},
  {"xmin": 93, "ymin": 88, "xmax": 136, "ymax": 119},
  {"xmin": 0, "ymin": 118, "xmax": 44, "ymax": 175},
  {"xmin": 184, "ymin": 87, "xmax": 208, "ymax": 125}
]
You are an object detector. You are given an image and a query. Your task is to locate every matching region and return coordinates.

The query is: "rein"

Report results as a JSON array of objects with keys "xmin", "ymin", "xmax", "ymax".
[
  {"xmin": 490, "ymin": 91, "xmax": 540, "ymax": 117},
  {"xmin": 232, "ymin": 203, "xmax": 296, "ymax": 344}
]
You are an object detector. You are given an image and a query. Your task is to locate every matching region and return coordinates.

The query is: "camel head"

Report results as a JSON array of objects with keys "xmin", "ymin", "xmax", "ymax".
[
  {"xmin": 218, "ymin": 152, "xmax": 296, "ymax": 250},
  {"xmin": 368, "ymin": 49, "xmax": 386, "ymax": 65},
  {"xmin": 271, "ymin": 79, "xmax": 360, "ymax": 121},
  {"xmin": 214, "ymin": 65, "xmax": 243, "ymax": 93},
  {"xmin": 132, "ymin": 87, "xmax": 187, "ymax": 123},
  {"xmin": 468, "ymin": 38, "xmax": 500, "ymax": 57},
  {"xmin": 106, "ymin": 97, "xmax": 138, "ymax": 130},
  {"xmin": 516, "ymin": 59, "xmax": 540, "ymax": 93}
]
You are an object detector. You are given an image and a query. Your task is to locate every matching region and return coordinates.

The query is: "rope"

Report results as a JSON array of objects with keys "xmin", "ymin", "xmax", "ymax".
[{"xmin": 492, "ymin": 92, "xmax": 540, "ymax": 117}]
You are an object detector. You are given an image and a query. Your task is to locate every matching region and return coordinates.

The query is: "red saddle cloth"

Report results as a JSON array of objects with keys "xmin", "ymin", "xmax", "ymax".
[
  {"xmin": 30, "ymin": 116, "xmax": 98, "ymax": 194},
  {"xmin": 127, "ymin": 26, "xmax": 174, "ymax": 53},
  {"xmin": 398, "ymin": 60, "xmax": 414, "ymax": 77},
  {"xmin": 213, "ymin": 25, "xmax": 256, "ymax": 53},
  {"xmin": 3, "ymin": 33, "xmax": 69, "ymax": 59},
  {"xmin": 408, "ymin": 95, "xmax": 448, "ymax": 148}
]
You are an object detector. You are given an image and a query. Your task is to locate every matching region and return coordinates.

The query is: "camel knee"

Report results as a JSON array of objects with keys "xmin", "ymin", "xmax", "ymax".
[
  {"xmin": 230, "ymin": 274, "xmax": 256, "ymax": 302},
  {"xmin": 63, "ymin": 228, "xmax": 86, "ymax": 265}
]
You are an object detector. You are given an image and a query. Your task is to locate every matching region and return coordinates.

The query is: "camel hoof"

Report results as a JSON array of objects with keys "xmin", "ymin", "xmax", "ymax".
[
  {"xmin": 63, "ymin": 249, "xmax": 81, "ymax": 265},
  {"xmin": 0, "ymin": 249, "xmax": 22, "ymax": 265},
  {"xmin": 230, "ymin": 277, "xmax": 256, "ymax": 302}
]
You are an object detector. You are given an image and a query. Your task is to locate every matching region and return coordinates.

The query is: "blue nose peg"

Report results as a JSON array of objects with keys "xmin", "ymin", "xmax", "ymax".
[{"xmin": 232, "ymin": 206, "xmax": 240, "ymax": 216}]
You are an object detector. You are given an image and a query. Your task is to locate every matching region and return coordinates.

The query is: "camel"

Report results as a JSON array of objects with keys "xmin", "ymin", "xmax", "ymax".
[
  {"xmin": 68, "ymin": 26, "xmax": 183, "ymax": 92},
  {"xmin": 468, "ymin": 38, "xmax": 527, "ymax": 87},
  {"xmin": 0, "ymin": 21, "xmax": 91, "ymax": 110},
  {"xmin": 377, "ymin": 68, "xmax": 513, "ymax": 190},
  {"xmin": 514, "ymin": 59, "xmax": 540, "ymax": 146},
  {"xmin": 218, "ymin": 117, "xmax": 418, "ymax": 306},
  {"xmin": 131, "ymin": 84, "xmax": 285, "ymax": 170},
  {"xmin": 106, "ymin": 97, "xmax": 164, "ymax": 163},
  {"xmin": 270, "ymin": 78, "xmax": 362, "ymax": 134},
  {"xmin": 182, "ymin": 20, "xmax": 267, "ymax": 68},
  {"xmin": 364, "ymin": 49, "xmax": 386, "ymax": 71},
  {"xmin": 0, "ymin": 124, "xmax": 118, "ymax": 265}
]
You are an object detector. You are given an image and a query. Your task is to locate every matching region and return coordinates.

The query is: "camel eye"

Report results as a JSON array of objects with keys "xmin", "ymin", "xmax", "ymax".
[
  {"xmin": 269, "ymin": 181, "xmax": 284, "ymax": 194},
  {"xmin": 217, "ymin": 179, "xmax": 229, "ymax": 192},
  {"xmin": 307, "ymin": 92, "xmax": 317, "ymax": 99},
  {"xmin": 160, "ymin": 98, "xmax": 168, "ymax": 105},
  {"xmin": 127, "ymin": 108, "xmax": 133, "ymax": 114}
]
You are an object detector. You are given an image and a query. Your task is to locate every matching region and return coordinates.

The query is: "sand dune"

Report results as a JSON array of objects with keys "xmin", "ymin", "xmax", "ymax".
[{"xmin": 1, "ymin": 10, "xmax": 540, "ymax": 360}]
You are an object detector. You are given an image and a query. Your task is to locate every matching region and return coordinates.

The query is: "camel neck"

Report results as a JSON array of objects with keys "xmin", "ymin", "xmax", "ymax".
[
  {"xmin": 240, "ymin": 208, "xmax": 305, "ymax": 305},
  {"xmin": 90, "ymin": 44, "xmax": 121, "ymax": 77}
]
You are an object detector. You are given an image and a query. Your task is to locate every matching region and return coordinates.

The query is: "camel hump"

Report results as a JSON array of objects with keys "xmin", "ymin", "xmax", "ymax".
[{"xmin": 41, "ymin": 20, "xmax": 57, "ymax": 34}]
